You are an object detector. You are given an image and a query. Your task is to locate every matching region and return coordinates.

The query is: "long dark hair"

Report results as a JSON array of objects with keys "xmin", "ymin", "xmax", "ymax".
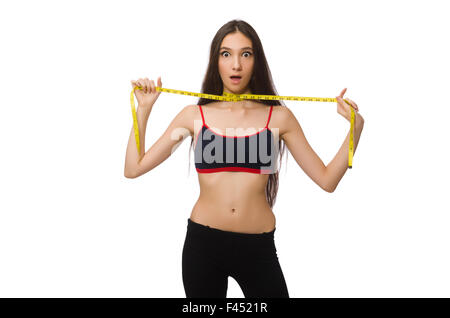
[{"xmin": 188, "ymin": 19, "xmax": 288, "ymax": 209}]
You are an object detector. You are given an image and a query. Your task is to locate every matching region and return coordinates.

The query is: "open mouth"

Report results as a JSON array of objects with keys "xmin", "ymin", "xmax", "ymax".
[{"xmin": 230, "ymin": 76, "xmax": 242, "ymax": 83}]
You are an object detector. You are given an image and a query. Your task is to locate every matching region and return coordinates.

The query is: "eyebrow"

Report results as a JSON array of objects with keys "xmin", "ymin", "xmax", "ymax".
[{"xmin": 220, "ymin": 46, "xmax": 253, "ymax": 51}]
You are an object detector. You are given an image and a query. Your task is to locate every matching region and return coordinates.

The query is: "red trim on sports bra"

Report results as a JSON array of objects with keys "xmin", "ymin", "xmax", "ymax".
[
  {"xmin": 196, "ymin": 166, "xmax": 274, "ymax": 174},
  {"xmin": 198, "ymin": 104, "xmax": 206, "ymax": 125},
  {"xmin": 205, "ymin": 126, "xmax": 268, "ymax": 138},
  {"xmin": 265, "ymin": 105, "xmax": 273, "ymax": 128},
  {"xmin": 196, "ymin": 105, "xmax": 274, "ymax": 138}
]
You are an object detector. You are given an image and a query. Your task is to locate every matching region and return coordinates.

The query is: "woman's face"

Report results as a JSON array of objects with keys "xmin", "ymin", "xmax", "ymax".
[{"xmin": 218, "ymin": 31, "xmax": 254, "ymax": 95}]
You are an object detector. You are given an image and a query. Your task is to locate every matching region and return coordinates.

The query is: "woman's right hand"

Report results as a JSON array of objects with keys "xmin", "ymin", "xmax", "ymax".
[{"xmin": 131, "ymin": 76, "xmax": 162, "ymax": 110}]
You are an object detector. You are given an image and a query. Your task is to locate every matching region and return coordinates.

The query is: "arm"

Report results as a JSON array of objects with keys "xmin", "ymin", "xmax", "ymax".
[
  {"xmin": 325, "ymin": 113, "xmax": 364, "ymax": 192},
  {"xmin": 124, "ymin": 104, "xmax": 194, "ymax": 178},
  {"xmin": 280, "ymin": 106, "xmax": 329, "ymax": 192}
]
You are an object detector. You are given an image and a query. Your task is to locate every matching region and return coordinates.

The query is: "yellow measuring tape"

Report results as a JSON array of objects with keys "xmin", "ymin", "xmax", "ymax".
[{"xmin": 130, "ymin": 86, "xmax": 355, "ymax": 169}]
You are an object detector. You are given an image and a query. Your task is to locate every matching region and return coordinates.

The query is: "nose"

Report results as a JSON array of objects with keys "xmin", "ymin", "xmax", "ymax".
[{"xmin": 232, "ymin": 56, "xmax": 242, "ymax": 70}]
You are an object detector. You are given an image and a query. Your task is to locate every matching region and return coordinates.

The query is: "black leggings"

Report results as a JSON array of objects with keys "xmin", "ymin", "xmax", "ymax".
[{"xmin": 182, "ymin": 218, "xmax": 289, "ymax": 298}]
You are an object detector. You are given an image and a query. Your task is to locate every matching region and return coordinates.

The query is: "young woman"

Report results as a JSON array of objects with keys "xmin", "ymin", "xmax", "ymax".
[{"xmin": 124, "ymin": 19, "xmax": 364, "ymax": 298}]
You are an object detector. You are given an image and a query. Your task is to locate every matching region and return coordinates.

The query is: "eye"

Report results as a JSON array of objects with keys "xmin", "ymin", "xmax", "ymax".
[{"xmin": 220, "ymin": 51, "xmax": 253, "ymax": 57}]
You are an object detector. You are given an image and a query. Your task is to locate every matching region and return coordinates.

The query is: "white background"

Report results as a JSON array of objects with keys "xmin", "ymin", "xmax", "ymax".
[{"xmin": 1, "ymin": 0, "xmax": 449, "ymax": 297}]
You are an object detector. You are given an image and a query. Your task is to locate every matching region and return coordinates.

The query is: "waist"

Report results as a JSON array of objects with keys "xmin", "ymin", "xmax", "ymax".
[
  {"xmin": 190, "ymin": 198, "xmax": 276, "ymax": 234},
  {"xmin": 184, "ymin": 218, "xmax": 278, "ymax": 262},
  {"xmin": 187, "ymin": 218, "xmax": 275, "ymax": 239}
]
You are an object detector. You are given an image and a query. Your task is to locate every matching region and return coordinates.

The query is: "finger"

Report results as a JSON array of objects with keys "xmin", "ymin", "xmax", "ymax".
[
  {"xmin": 133, "ymin": 81, "xmax": 142, "ymax": 91},
  {"xmin": 345, "ymin": 98, "xmax": 359, "ymax": 110},
  {"xmin": 143, "ymin": 81, "xmax": 148, "ymax": 93},
  {"xmin": 150, "ymin": 80, "xmax": 155, "ymax": 94},
  {"xmin": 340, "ymin": 87, "xmax": 347, "ymax": 98},
  {"xmin": 343, "ymin": 99, "xmax": 352, "ymax": 107},
  {"xmin": 346, "ymin": 101, "xmax": 358, "ymax": 112},
  {"xmin": 145, "ymin": 78, "xmax": 151, "ymax": 94},
  {"xmin": 346, "ymin": 97, "xmax": 357, "ymax": 107},
  {"xmin": 138, "ymin": 79, "xmax": 144, "ymax": 91},
  {"xmin": 157, "ymin": 76, "xmax": 162, "ymax": 89}
]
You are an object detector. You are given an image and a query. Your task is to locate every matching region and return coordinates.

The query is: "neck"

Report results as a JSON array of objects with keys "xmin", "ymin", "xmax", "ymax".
[
  {"xmin": 223, "ymin": 86, "xmax": 251, "ymax": 95},
  {"xmin": 222, "ymin": 87, "xmax": 253, "ymax": 109},
  {"xmin": 221, "ymin": 100, "xmax": 255, "ymax": 111}
]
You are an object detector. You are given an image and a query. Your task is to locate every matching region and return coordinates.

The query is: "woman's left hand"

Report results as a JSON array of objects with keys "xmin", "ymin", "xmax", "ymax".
[{"xmin": 336, "ymin": 88, "xmax": 359, "ymax": 122}]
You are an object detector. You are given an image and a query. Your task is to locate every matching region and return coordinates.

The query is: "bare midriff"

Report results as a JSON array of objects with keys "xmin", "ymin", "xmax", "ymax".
[
  {"xmin": 190, "ymin": 171, "xmax": 276, "ymax": 234},
  {"xmin": 189, "ymin": 100, "xmax": 280, "ymax": 234}
]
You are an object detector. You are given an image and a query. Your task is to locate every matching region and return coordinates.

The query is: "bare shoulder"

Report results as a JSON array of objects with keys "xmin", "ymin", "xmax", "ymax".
[
  {"xmin": 270, "ymin": 105, "xmax": 297, "ymax": 139},
  {"xmin": 183, "ymin": 104, "xmax": 198, "ymax": 113},
  {"xmin": 184, "ymin": 104, "xmax": 198, "ymax": 117},
  {"xmin": 181, "ymin": 104, "xmax": 199, "ymax": 137}
]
